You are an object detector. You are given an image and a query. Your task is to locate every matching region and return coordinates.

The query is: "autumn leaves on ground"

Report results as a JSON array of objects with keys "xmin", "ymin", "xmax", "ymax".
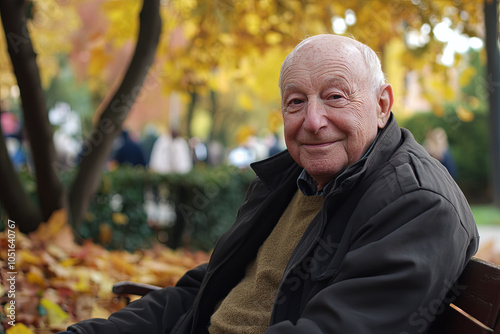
[
  {"xmin": 0, "ymin": 210, "xmax": 209, "ymax": 333},
  {"xmin": 2, "ymin": 211, "xmax": 500, "ymax": 334}
]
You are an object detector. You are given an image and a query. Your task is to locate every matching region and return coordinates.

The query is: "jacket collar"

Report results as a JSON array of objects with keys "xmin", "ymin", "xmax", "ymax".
[
  {"xmin": 251, "ymin": 113, "xmax": 401, "ymax": 193},
  {"xmin": 250, "ymin": 149, "xmax": 302, "ymax": 190},
  {"xmin": 362, "ymin": 113, "xmax": 402, "ymax": 176}
]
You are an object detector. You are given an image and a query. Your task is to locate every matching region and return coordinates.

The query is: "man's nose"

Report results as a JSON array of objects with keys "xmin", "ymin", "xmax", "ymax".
[{"xmin": 303, "ymin": 99, "xmax": 327, "ymax": 134}]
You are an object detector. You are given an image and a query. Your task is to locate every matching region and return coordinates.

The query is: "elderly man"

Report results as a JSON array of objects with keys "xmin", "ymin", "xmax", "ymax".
[{"xmin": 64, "ymin": 34, "xmax": 478, "ymax": 334}]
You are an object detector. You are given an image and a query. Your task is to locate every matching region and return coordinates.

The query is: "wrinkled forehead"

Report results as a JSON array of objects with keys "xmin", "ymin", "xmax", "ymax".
[{"xmin": 279, "ymin": 36, "xmax": 366, "ymax": 87}]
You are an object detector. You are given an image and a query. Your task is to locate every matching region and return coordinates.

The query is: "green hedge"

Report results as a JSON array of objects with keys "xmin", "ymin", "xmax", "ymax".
[
  {"xmin": 84, "ymin": 165, "xmax": 256, "ymax": 251},
  {"xmin": 1, "ymin": 165, "xmax": 256, "ymax": 252}
]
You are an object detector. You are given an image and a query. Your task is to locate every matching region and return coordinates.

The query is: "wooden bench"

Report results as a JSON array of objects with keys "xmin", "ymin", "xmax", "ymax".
[
  {"xmin": 428, "ymin": 257, "xmax": 500, "ymax": 333},
  {"xmin": 113, "ymin": 257, "xmax": 500, "ymax": 333}
]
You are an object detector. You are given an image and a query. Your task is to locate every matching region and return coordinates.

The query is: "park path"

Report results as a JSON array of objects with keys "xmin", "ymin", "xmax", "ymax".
[{"xmin": 476, "ymin": 225, "xmax": 500, "ymax": 264}]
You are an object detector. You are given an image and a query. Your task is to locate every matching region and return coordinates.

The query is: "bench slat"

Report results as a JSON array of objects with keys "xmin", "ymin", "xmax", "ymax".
[{"xmin": 429, "ymin": 257, "xmax": 500, "ymax": 333}]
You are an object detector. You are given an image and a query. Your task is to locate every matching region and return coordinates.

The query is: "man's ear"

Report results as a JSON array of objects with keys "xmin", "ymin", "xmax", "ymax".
[{"xmin": 377, "ymin": 83, "xmax": 393, "ymax": 129}]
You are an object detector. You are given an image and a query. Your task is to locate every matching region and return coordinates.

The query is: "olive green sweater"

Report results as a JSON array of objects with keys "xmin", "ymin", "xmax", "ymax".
[{"xmin": 209, "ymin": 190, "xmax": 323, "ymax": 334}]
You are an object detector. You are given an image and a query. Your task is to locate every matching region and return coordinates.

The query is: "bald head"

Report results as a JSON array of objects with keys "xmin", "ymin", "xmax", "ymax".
[{"xmin": 279, "ymin": 34, "xmax": 386, "ymax": 93}]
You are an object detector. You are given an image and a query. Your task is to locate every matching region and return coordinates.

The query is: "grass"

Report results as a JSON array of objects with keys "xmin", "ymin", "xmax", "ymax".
[{"xmin": 471, "ymin": 205, "xmax": 500, "ymax": 225}]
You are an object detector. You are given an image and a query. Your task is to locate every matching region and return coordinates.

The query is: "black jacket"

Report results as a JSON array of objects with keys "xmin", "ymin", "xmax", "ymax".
[{"xmin": 68, "ymin": 115, "xmax": 479, "ymax": 334}]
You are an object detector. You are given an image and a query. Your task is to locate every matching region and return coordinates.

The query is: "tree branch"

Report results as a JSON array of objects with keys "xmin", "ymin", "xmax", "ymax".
[
  {"xmin": 68, "ymin": 0, "xmax": 162, "ymax": 226},
  {"xmin": 0, "ymin": 113, "xmax": 42, "ymax": 232},
  {"xmin": 0, "ymin": 0, "xmax": 64, "ymax": 226}
]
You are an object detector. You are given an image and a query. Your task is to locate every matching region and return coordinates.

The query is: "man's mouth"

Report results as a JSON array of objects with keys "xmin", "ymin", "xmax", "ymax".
[{"xmin": 303, "ymin": 141, "xmax": 335, "ymax": 148}]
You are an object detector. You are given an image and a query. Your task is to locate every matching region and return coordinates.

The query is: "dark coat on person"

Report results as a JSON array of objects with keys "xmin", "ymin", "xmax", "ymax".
[
  {"xmin": 113, "ymin": 130, "xmax": 147, "ymax": 167},
  {"xmin": 67, "ymin": 114, "xmax": 479, "ymax": 334}
]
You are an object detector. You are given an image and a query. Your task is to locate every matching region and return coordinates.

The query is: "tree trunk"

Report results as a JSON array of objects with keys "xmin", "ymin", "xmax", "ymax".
[
  {"xmin": 68, "ymin": 0, "xmax": 162, "ymax": 226},
  {"xmin": 0, "ymin": 0, "xmax": 63, "ymax": 230},
  {"xmin": 484, "ymin": 0, "xmax": 500, "ymax": 206},
  {"xmin": 0, "ymin": 107, "xmax": 42, "ymax": 232},
  {"xmin": 208, "ymin": 90, "xmax": 218, "ymax": 142},
  {"xmin": 186, "ymin": 89, "xmax": 198, "ymax": 138}
]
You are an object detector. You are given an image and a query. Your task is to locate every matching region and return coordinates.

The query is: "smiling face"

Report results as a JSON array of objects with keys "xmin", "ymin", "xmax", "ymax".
[{"xmin": 280, "ymin": 35, "xmax": 393, "ymax": 189}]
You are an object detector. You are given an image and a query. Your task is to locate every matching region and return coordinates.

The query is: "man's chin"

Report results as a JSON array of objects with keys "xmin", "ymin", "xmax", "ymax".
[{"xmin": 304, "ymin": 168, "xmax": 341, "ymax": 188}]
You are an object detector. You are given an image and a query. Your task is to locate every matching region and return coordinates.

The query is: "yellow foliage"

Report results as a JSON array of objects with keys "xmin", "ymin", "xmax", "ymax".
[
  {"xmin": 6, "ymin": 323, "xmax": 35, "ymax": 334},
  {"xmin": 99, "ymin": 224, "xmax": 113, "ymax": 245},
  {"xmin": 459, "ymin": 66, "xmax": 477, "ymax": 87},
  {"xmin": 60, "ymin": 258, "xmax": 80, "ymax": 267},
  {"xmin": 265, "ymin": 31, "xmax": 283, "ymax": 45},
  {"xmin": 432, "ymin": 104, "xmax": 445, "ymax": 118},
  {"xmin": 175, "ymin": 0, "xmax": 198, "ymax": 15},
  {"xmin": 210, "ymin": 68, "xmax": 231, "ymax": 93},
  {"xmin": 190, "ymin": 108, "xmax": 212, "ymax": 139},
  {"xmin": 443, "ymin": 85, "xmax": 456, "ymax": 101},
  {"xmin": 90, "ymin": 303, "xmax": 112, "ymax": 319},
  {"xmin": 457, "ymin": 105, "xmax": 475, "ymax": 122},
  {"xmin": 0, "ymin": 0, "xmax": 80, "ymax": 92},
  {"xmin": 268, "ymin": 110, "xmax": 283, "ymax": 133},
  {"xmin": 101, "ymin": 0, "xmax": 140, "ymax": 47},
  {"xmin": 183, "ymin": 21, "xmax": 199, "ymax": 40},
  {"xmin": 245, "ymin": 13, "xmax": 261, "ymax": 35},
  {"xmin": 112, "ymin": 213, "xmax": 129, "ymax": 225},
  {"xmin": 0, "ymin": 209, "xmax": 210, "ymax": 330},
  {"xmin": 28, "ymin": 0, "xmax": 81, "ymax": 87},
  {"xmin": 108, "ymin": 252, "xmax": 137, "ymax": 277},
  {"xmin": 30, "ymin": 209, "xmax": 67, "ymax": 242},
  {"xmin": 40, "ymin": 298, "xmax": 70, "ymax": 327},
  {"xmin": 237, "ymin": 93, "xmax": 254, "ymax": 111},
  {"xmin": 468, "ymin": 96, "xmax": 481, "ymax": 109},
  {"xmin": 27, "ymin": 266, "xmax": 47, "ymax": 288},
  {"xmin": 19, "ymin": 250, "xmax": 42, "ymax": 267},
  {"xmin": 243, "ymin": 46, "xmax": 287, "ymax": 105},
  {"xmin": 0, "ymin": 0, "xmax": 486, "ymax": 143},
  {"xmin": 87, "ymin": 47, "xmax": 113, "ymax": 84},
  {"xmin": 236, "ymin": 125, "xmax": 256, "ymax": 144},
  {"xmin": 72, "ymin": 270, "xmax": 93, "ymax": 293},
  {"xmin": 0, "ymin": 25, "xmax": 16, "ymax": 91}
]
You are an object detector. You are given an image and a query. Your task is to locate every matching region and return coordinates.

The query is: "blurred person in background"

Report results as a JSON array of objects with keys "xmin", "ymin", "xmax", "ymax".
[
  {"xmin": 149, "ymin": 129, "xmax": 192, "ymax": 174},
  {"xmin": 111, "ymin": 129, "xmax": 147, "ymax": 167},
  {"xmin": 140, "ymin": 124, "xmax": 159, "ymax": 166},
  {"xmin": 1, "ymin": 103, "xmax": 29, "ymax": 170},
  {"xmin": 424, "ymin": 127, "xmax": 458, "ymax": 179}
]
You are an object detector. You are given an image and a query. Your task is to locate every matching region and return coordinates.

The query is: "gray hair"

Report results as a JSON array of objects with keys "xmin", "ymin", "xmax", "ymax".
[
  {"xmin": 279, "ymin": 35, "xmax": 387, "ymax": 93},
  {"xmin": 358, "ymin": 42, "xmax": 387, "ymax": 92}
]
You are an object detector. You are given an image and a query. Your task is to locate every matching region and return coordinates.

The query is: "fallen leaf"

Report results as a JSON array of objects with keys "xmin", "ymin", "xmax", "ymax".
[
  {"xmin": 5, "ymin": 323, "xmax": 35, "ymax": 334},
  {"xmin": 39, "ymin": 298, "xmax": 70, "ymax": 327},
  {"xmin": 0, "ymin": 209, "xmax": 210, "ymax": 330}
]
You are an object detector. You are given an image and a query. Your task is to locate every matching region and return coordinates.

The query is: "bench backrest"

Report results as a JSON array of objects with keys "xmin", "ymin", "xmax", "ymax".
[{"xmin": 428, "ymin": 257, "xmax": 500, "ymax": 333}]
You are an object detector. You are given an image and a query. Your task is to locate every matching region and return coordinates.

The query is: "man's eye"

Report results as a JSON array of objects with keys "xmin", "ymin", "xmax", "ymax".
[
  {"xmin": 331, "ymin": 95, "xmax": 342, "ymax": 100},
  {"xmin": 290, "ymin": 99, "xmax": 303, "ymax": 105}
]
